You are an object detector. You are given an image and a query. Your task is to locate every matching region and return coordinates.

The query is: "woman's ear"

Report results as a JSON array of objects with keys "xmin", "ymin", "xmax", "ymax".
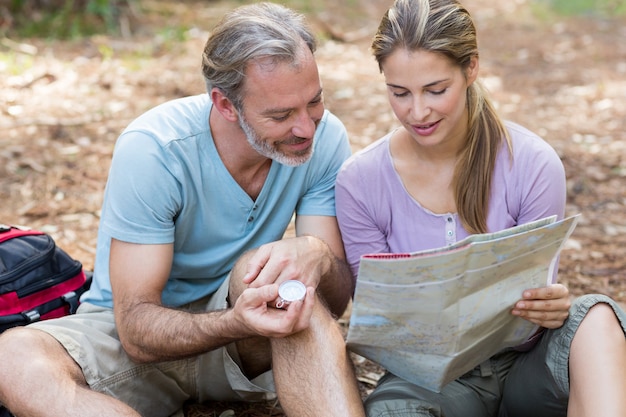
[
  {"xmin": 210, "ymin": 88, "xmax": 239, "ymax": 122},
  {"xmin": 466, "ymin": 56, "xmax": 479, "ymax": 86}
]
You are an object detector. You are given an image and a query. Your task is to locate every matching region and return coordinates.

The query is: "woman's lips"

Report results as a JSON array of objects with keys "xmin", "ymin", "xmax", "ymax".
[{"xmin": 411, "ymin": 120, "xmax": 440, "ymax": 136}]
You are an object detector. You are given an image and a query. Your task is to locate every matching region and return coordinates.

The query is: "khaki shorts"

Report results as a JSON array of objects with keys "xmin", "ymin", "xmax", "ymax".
[{"xmin": 28, "ymin": 277, "xmax": 276, "ymax": 417}]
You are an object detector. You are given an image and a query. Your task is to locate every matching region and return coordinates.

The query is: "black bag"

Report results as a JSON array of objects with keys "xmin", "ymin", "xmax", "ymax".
[{"xmin": 0, "ymin": 224, "xmax": 92, "ymax": 333}]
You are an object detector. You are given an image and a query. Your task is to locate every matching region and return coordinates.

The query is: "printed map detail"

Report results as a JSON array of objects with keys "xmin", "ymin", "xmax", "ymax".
[{"xmin": 347, "ymin": 215, "xmax": 579, "ymax": 392}]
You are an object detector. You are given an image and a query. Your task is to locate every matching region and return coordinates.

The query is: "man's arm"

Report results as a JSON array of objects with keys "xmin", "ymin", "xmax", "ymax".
[
  {"xmin": 296, "ymin": 214, "xmax": 354, "ymax": 317},
  {"xmin": 109, "ymin": 239, "xmax": 314, "ymax": 363}
]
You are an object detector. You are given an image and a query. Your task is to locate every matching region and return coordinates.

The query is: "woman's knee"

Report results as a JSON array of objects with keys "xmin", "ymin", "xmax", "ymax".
[
  {"xmin": 364, "ymin": 374, "xmax": 442, "ymax": 417},
  {"xmin": 576, "ymin": 300, "xmax": 625, "ymax": 340},
  {"xmin": 365, "ymin": 396, "xmax": 440, "ymax": 417}
]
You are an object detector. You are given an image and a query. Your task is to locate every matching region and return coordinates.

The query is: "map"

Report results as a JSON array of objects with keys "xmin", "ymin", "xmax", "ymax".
[{"xmin": 346, "ymin": 215, "xmax": 580, "ymax": 392}]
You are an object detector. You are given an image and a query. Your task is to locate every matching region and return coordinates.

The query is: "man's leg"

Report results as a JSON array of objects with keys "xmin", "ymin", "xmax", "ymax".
[
  {"xmin": 230, "ymin": 251, "xmax": 365, "ymax": 417},
  {"xmin": 0, "ymin": 327, "xmax": 139, "ymax": 417},
  {"xmin": 270, "ymin": 298, "xmax": 365, "ymax": 417}
]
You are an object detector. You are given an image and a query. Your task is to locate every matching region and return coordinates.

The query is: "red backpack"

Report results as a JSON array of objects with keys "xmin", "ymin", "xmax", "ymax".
[{"xmin": 0, "ymin": 225, "xmax": 91, "ymax": 332}]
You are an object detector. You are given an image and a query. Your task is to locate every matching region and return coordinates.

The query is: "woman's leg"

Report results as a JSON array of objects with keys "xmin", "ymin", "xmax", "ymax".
[
  {"xmin": 365, "ymin": 351, "xmax": 516, "ymax": 417},
  {"xmin": 500, "ymin": 294, "xmax": 626, "ymax": 417},
  {"xmin": 568, "ymin": 302, "xmax": 626, "ymax": 417}
]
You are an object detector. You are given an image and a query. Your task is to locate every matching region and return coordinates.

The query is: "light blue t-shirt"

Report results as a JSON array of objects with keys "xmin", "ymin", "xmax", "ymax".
[{"xmin": 83, "ymin": 94, "xmax": 351, "ymax": 308}]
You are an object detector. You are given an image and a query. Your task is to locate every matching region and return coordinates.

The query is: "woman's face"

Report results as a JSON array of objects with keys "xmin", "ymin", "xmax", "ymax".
[{"xmin": 381, "ymin": 48, "xmax": 478, "ymax": 151}]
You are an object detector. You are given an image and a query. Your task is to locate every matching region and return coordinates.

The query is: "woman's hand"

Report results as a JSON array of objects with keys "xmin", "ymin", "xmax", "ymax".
[{"xmin": 511, "ymin": 283, "xmax": 571, "ymax": 329}]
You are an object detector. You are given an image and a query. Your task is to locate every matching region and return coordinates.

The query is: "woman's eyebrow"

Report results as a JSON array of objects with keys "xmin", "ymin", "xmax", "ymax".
[{"xmin": 386, "ymin": 79, "xmax": 450, "ymax": 89}]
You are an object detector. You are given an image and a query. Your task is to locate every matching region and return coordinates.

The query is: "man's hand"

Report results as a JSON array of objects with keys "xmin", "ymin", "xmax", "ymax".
[
  {"xmin": 240, "ymin": 214, "xmax": 354, "ymax": 318},
  {"xmin": 242, "ymin": 236, "xmax": 330, "ymax": 290},
  {"xmin": 511, "ymin": 283, "xmax": 571, "ymax": 329},
  {"xmin": 233, "ymin": 284, "xmax": 316, "ymax": 338}
]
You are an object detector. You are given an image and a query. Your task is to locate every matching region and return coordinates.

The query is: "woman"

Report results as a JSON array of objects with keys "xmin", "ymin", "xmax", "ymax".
[{"xmin": 335, "ymin": 0, "xmax": 626, "ymax": 416}]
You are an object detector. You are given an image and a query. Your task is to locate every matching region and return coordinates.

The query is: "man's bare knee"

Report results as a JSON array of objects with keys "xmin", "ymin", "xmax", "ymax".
[
  {"xmin": 0, "ymin": 327, "xmax": 92, "ymax": 416},
  {"xmin": 231, "ymin": 248, "xmax": 257, "ymax": 279},
  {"xmin": 0, "ymin": 327, "xmax": 85, "ymax": 386},
  {"xmin": 229, "ymin": 248, "xmax": 259, "ymax": 302}
]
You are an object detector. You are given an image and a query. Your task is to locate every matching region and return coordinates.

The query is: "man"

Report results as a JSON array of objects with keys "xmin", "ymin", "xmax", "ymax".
[{"xmin": 0, "ymin": 3, "xmax": 365, "ymax": 417}]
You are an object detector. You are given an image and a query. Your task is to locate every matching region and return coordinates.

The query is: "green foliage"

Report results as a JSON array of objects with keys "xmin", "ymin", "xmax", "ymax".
[
  {"xmin": 86, "ymin": 0, "xmax": 121, "ymax": 30},
  {"xmin": 233, "ymin": 0, "xmax": 360, "ymax": 16},
  {"xmin": 533, "ymin": 0, "xmax": 626, "ymax": 17},
  {"xmin": 5, "ymin": 0, "xmax": 131, "ymax": 39}
]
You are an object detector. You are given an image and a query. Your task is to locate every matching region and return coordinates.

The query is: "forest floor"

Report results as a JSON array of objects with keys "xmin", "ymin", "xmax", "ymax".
[{"xmin": 1, "ymin": 0, "xmax": 625, "ymax": 415}]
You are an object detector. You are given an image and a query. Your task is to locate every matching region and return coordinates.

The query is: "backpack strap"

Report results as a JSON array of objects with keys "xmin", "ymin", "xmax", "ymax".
[{"xmin": 0, "ymin": 225, "xmax": 45, "ymax": 244}]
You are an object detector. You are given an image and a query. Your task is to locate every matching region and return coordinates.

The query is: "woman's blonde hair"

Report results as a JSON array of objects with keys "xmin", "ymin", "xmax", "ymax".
[{"xmin": 372, "ymin": 0, "xmax": 512, "ymax": 234}]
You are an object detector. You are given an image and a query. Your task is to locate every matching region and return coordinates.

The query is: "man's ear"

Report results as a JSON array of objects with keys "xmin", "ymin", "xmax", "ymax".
[{"xmin": 210, "ymin": 88, "xmax": 239, "ymax": 122}]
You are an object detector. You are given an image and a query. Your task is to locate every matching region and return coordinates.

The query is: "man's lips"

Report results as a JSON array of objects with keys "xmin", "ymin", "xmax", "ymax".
[{"xmin": 282, "ymin": 137, "xmax": 312, "ymax": 151}]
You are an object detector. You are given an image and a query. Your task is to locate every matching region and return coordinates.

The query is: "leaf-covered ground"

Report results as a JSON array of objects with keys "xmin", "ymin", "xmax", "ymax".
[{"xmin": 1, "ymin": 0, "xmax": 625, "ymax": 415}]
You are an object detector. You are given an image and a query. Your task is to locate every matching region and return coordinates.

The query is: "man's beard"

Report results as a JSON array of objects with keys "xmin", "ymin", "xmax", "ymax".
[{"xmin": 238, "ymin": 114, "xmax": 314, "ymax": 167}]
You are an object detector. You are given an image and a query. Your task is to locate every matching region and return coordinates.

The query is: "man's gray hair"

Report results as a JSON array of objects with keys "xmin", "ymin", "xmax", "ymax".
[{"xmin": 201, "ymin": 2, "xmax": 317, "ymax": 110}]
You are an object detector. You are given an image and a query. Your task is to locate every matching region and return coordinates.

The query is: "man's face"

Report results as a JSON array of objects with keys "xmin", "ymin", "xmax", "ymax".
[{"xmin": 236, "ymin": 49, "xmax": 325, "ymax": 166}]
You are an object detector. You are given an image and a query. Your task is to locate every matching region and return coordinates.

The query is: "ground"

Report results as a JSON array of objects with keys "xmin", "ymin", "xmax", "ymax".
[{"xmin": 1, "ymin": 0, "xmax": 625, "ymax": 415}]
